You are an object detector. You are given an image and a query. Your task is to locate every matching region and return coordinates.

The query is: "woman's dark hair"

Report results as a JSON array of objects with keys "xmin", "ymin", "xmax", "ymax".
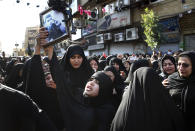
[
  {"xmin": 88, "ymin": 56, "xmax": 99, "ymax": 65},
  {"xmin": 88, "ymin": 56, "xmax": 100, "ymax": 71},
  {"xmin": 161, "ymin": 55, "xmax": 176, "ymax": 72},
  {"xmin": 109, "ymin": 57, "xmax": 126, "ymax": 72}
]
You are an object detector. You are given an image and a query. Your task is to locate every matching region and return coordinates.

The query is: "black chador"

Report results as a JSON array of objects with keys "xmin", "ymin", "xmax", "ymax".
[
  {"xmin": 110, "ymin": 67, "xmax": 185, "ymax": 131},
  {"xmin": 24, "ymin": 55, "xmax": 64, "ymax": 130},
  {"xmin": 49, "ymin": 44, "xmax": 94, "ymax": 131},
  {"xmin": 125, "ymin": 59, "xmax": 150, "ymax": 84}
]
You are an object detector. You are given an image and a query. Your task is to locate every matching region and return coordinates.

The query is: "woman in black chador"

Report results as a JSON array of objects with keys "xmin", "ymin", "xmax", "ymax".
[
  {"xmin": 167, "ymin": 51, "xmax": 195, "ymax": 131},
  {"xmin": 23, "ymin": 43, "xmax": 64, "ymax": 130},
  {"xmin": 83, "ymin": 71, "xmax": 115, "ymax": 131},
  {"xmin": 110, "ymin": 67, "xmax": 185, "ymax": 131},
  {"xmin": 46, "ymin": 43, "xmax": 94, "ymax": 131}
]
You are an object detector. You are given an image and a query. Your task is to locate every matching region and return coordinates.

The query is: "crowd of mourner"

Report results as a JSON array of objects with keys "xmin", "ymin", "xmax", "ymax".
[{"xmin": 0, "ymin": 27, "xmax": 195, "ymax": 131}]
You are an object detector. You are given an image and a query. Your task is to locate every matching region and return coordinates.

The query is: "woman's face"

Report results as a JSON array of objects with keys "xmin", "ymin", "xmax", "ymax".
[
  {"xmin": 177, "ymin": 57, "xmax": 192, "ymax": 78},
  {"xmin": 112, "ymin": 63, "xmax": 120, "ymax": 71},
  {"xmin": 124, "ymin": 62, "xmax": 130, "ymax": 71},
  {"xmin": 70, "ymin": 54, "xmax": 83, "ymax": 69},
  {"xmin": 84, "ymin": 78, "xmax": 99, "ymax": 97},
  {"xmin": 162, "ymin": 59, "xmax": 175, "ymax": 75},
  {"xmin": 90, "ymin": 60, "xmax": 98, "ymax": 72},
  {"xmin": 45, "ymin": 74, "xmax": 56, "ymax": 89}
]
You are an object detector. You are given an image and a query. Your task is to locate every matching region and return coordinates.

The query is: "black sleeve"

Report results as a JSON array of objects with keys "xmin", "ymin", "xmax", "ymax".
[
  {"xmin": 48, "ymin": 51, "xmax": 62, "ymax": 83},
  {"xmin": 25, "ymin": 55, "xmax": 46, "ymax": 95}
]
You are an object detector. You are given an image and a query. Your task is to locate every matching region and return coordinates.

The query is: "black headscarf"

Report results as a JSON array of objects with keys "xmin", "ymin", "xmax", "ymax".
[
  {"xmin": 60, "ymin": 44, "xmax": 94, "ymax": 89},
  {"xmin": 104, "ymin": 66, "xmax": 125, "ymax": 93},
  {"xmin": 125, "ymin": 59, "xmax": 150, "ymax": 84},
  {"xmin": 87, "ymin": 71, "xmax": 113, "ymax": 106},
  {"xmin": 111, "ymin": 67, "xmax": 185, "ymax": 131},
  {"xmin": 168, "ymin": 51, "xmax": 195, "ymax": 131},
  {"xmin": 152, "ymin": 60, "xmax": 159, "ymax": 72},
  {"xmin": 159, "ymin": 55, "xmax": 176, "ymax": 79},
  {"xmin": 106, "ymin": 55, "xmax": 116, "ymax": 65},
  {"xmin": 98, "ymin": 60, "xmax": 107, "ymax": 71},
  {"xmin": 104, "ymin": 66, "xmax": 126, "ymax": 108},
  {"xmin": 88, "ymin": 56, "xmax": 99, "ymax": 65},
  {"xmin": 88, "ymin": 56, "xmax": 99, "ymax": 71},
  {"xmin": 109, "ymin": 57, "xmax": 126, "ymax": 72},
  {"xmin": 89, "ymin": 71, "xmax": 116, "ymax": 131},
  {"xmin": 4, "ymin": 63, "xmax": 24, "ymax": 89}
]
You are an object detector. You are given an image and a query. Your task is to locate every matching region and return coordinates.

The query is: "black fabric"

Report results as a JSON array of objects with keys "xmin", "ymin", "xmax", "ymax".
[
  {"xmin": 110, "ymin": 67, "xmax": 185, "ymax": 131},
  {"xmin": 125, "ymin": 59, "xmax": 150, "ymax": 84},
  {"xmin": 43, "ymin": 56, "xmax": 50, "ymax": 64},
  {"xmin": 98, "ymin": 60, "xmax": 106, "ymax": 71},
  {"xmin": 94, "ymin": 104, "xmax": 115, "ymax": 131},
  {"xmin": 24, "ymin": 55, "xmax": 64, "ymax": 130},
  {"xmin": 106, "ymin": 55, "xmax": 116, "ymax": 65},
  {"xmin": 4, "ymin": 58, "xmax": 17, "ymax": 76},
  {"xmin": 0, "ymin": 84, "xmax": 57, "ymax": 131},
  {"xmin": 21, "ymin": 58, "xmax": 31, "ymax": 93},
  {"xmin": 4, "ymin": 63, "xmax": 24, "ymax": 89},
  {"xmin": 167, "ymin": 51, "xmax": 195, "ymax": 131},
  {"xmin": 49, "ymin": 45, "xmax": 95, "ymax": 131},
  {"xmin": 0, "ymin": 57, "xmax": 7, "ymax": 71},
  {"xmin": 152, "ymin": 60, "xmax": 160, "ymax": 72}
]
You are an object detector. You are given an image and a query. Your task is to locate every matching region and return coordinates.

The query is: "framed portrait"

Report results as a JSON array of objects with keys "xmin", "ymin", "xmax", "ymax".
[{"xmin": 40, "ymin": 7, "xmax": 69, "ymax": 46}]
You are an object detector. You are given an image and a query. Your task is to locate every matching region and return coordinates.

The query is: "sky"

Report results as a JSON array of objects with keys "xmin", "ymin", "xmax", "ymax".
[{"xmin": 0, "ymin": 0, "xmax": 48, "ymax": 55}]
